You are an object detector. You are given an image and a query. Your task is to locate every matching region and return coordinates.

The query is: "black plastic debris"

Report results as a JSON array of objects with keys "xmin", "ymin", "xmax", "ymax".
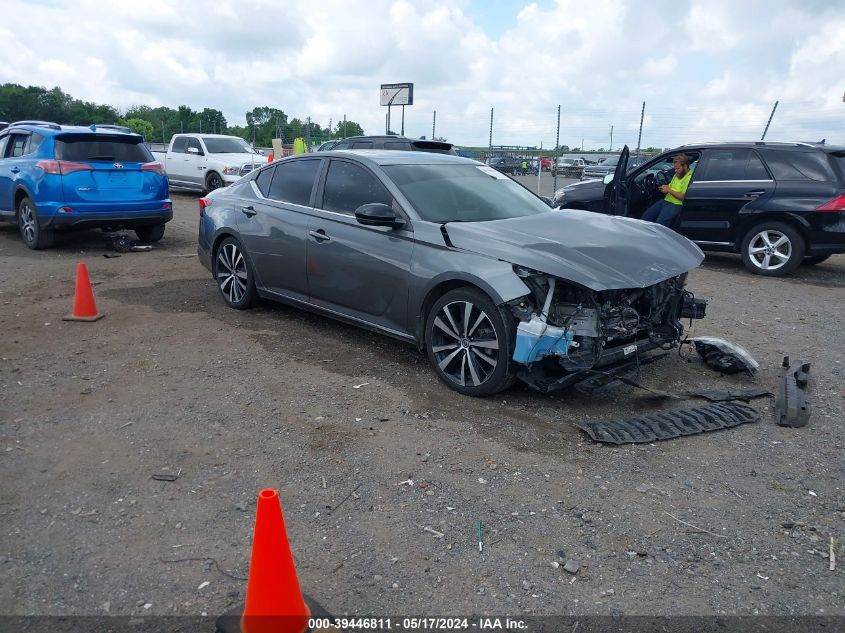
[
  {"xmin": 775, "ymin": 356, "xmax": 811, "ymax": 427},
  {"xmin": 683, "ymin": 387, "xmax": 773, "ymax": 402},
  {"xmin": 106, "ymin": 233, "xmax": 154, "ymax": 253},
  {"xmin": 573, "ymin": 353, "xmax": 669, "ymax": 397},
  {"xmin": 576, "ymin": 402, "xmax": 760, "ymax": 444},
  {"xmin": 691, "ymin": 337, "xmax": 759, "ymax": 376}
]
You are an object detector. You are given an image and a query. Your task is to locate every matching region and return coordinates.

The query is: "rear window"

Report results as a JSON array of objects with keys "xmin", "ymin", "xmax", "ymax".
[
  {"xmin": 830, "ymin": 153, "xmax": 845, "ymax": 179},
  {"xmin": 55, "ymin": 136, "xmax": 152, "ymax": 162},
  {"xmin": 761, "ymin": 150, "xmax": 836, "ymax": 182}
]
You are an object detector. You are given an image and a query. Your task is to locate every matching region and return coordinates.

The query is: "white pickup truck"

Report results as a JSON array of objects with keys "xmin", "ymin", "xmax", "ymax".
[{"xmin": 150, "ymin": 134, "xmax": 265, "ymax": 192}]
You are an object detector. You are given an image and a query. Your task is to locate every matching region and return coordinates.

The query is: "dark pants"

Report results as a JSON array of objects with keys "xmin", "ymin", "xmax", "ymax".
[{"xmin": 642, "ymin": 199, "xmax": 681, "ymax": 227}]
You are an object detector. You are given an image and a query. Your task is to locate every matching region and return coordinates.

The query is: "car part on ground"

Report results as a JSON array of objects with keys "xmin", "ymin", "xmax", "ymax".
[
  {"xmin": 576, "ymin": 402, "xmax": 761, "ymax": 444},
  {"xmin": 572, "ymin": 353, "xmax": 669, "ymax": 397},
  {"xmin": 683, "ymin": 387, "xmax": 773, "ymax": 402},
  {"xmin": 691, "ymin": 337, "xmax": 759, "ymax": 376},
  {"xmin": 775, "ymin": 356, "xmax": 811, "ymax": 427}
]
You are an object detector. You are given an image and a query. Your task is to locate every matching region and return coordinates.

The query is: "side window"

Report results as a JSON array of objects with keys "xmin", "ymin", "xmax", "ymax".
[
  {"xmin": 185, "ymin": 138, "xmax": 203, "ymax": 155},
  {"xmin": 267, "ymin": 159, "xmax": 320, "ymax": 206},
  {"xmin": 697, "ymin": 149, "xmax": 770, "ymax": 181},
  {"xmin": 254, "ymin": 166, "xmax": 274, "ymax": 197},
  {"xmin": 0, "ymin": 134, "xmax": 8, "ymax": 158},
  {"xmin": 27, "ymin": 133, "xmax": 45, "ymax": 155},
  {"xmin": 171, "ymin": 137, "xmax": 188, "ymax": 153},
  {"xmin": 384, "ymin": 141, "xmax": 412, "ymax": 150},
  {"xmin": 332, "ymin": 141, "xmax": 351, "ymax": 150},
  {"xmin": 761, "ymin": 150, "xmax": 834, "ymax": 182},
  {"xmin": 321, "ymin": 160, "xmax": 392, "ymax": 215},
  {"xmin": 350, "ymin": 141, "xmax": 374, "ymax": 149},
  {"xmin": 9, "ymin": 134, "xmax": 29, "ymax": 157}
]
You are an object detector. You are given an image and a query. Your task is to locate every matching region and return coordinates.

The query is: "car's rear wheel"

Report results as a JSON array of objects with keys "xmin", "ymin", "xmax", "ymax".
[
  {"xmin": 18, "ymin": 197, "xmax": 54, "ymax": 250},
  {"xmin": 740, "ymin": 222, "xmax": 805, "ymax": 277},
  {"xmin": 802, "ymin": 255, "xmax": 830, "ymax": 266},
  {"xmin": 214, "ymin": 237, "xmax": 255, "ymax": 309},
  {"xmin": 206, "ymin": 172, "xmax": 223, "ymax": 193},
  {"xmin": 135, "ymin": 224, "xmax": 166, "ymax": 242},
  {"xmin": 426, "ymin": 288, "xmax": 515, "ymax": 396}
]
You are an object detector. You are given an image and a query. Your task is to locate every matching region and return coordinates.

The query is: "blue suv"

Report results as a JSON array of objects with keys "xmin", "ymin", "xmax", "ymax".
[{"xmin": 0, "ymin": 121, "xmax": 171, "ymax": 249}]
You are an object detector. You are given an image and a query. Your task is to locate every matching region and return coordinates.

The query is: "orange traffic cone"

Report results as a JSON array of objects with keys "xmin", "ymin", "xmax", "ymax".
[
  {"xmin": 267, "ymin": 152, "xmax": 274, "ymax": 163},
  {"xmin": 62, "ymin": 263, "xmax": 104, "ymax": 322},
  {"xmin": 241, "ymin": 489, "xmax": 310, "ymax": 633}
]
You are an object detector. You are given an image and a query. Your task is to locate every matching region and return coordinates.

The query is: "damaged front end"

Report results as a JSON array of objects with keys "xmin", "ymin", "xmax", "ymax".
[{"xmin": 508, "ymin": 267, "xmax": 705, "ymax": 392}]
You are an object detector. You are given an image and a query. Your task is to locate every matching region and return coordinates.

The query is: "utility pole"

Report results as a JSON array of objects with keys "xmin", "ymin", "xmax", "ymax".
[
  {"xmin": 161, "ymin": 121, "xmax": 165, "ymax": 145},
  {"xmin": 636, "ymin": 101, "xmax": 645, "ymax": 159},
  {"xmin": 343, "ymin": 114, "xmax": 347, "ymax": 139},
  {"xmin": 488, "ymin": 108, "xmax": 494, "ymax": 156},
  {"xmin": 401, "ymin": 105, "xmax": 405, "ymax": 136},
  {"xmin": 306, "ymin": 116, "xmax": 311, "ymax": 148},
  {"xmin": 609, "ymin": 125, "xmax": 613, "ymax": 152},
  {"xmin": 761, "ymin": 100, "xmax": 779, "ymax": 140},
  {"xmin": 553, "ymin": 105, "xmax": 561, "ymax": 192},
  {"xmin": 432, "ymin": 110, "xmax": 436, "ymax": 139}
]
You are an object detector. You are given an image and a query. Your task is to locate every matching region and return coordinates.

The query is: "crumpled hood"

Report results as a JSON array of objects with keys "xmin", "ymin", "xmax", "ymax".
[{"xmin": 443, "ymin": 209, "xmax": 704, "ymax": 290}]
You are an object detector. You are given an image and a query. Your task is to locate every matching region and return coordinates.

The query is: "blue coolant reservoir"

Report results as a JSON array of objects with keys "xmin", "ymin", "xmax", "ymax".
[{"xmin": 513, "ymin": 317, "xmax": 575, "ymax": 365}]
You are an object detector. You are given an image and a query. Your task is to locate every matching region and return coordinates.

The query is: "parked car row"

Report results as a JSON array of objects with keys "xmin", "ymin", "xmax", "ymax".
[{"xmin": 555, "ymin": 142, "xmax": 845, "ymax": 276}]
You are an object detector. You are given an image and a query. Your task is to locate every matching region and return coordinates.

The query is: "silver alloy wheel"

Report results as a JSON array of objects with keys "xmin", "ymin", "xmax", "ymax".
[
  {"xmin": 19, "ymin": 201, "xmax": 36, "ymax": 244},
  {"xmin": 430, "ymin": 300, "xmax": 499, "ymax": 388},
  {"xmin": 216, "ymin": 242, "xmax": 248, "ymax": 304},
  {"xmin": 747, "ymin": 229, "xmax": 792, "ymax": 271}
]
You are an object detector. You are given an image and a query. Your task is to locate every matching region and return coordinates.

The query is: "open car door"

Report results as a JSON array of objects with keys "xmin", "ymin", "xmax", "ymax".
[{"xmin": 603, "ymin": 145, "xmax": 630, "ymax": 216}]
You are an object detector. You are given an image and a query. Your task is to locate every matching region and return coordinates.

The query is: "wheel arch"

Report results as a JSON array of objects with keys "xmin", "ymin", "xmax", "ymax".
[
  {"xmin": 14, "ymin": 185, "xmax": 35, "ymax": 214},
  {"xmin": 734, "ymin": 212, "xmax": 811, "ymax": 254}
]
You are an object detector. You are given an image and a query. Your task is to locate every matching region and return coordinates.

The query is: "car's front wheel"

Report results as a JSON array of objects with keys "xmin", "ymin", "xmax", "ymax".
[
  {"xmin": 135, "ymin": 224, "xmax": 166, "ymax": 242},
  {"xmin": 214, "ymin": 237, "xmax": 256, "ymax": 309},
  {"xmin": 206, "ymin": 172, "xmax": 224, "ymax": 193},
  {"xmin": 740, "ymin": 222, "xmax": 805, "ymax": 277},
  {"xmin": 426, "ymin": 288, "xmax": 515, "ymax": 396},
  {"xmin": 18, "ymin": 197, "xmax": 54, "ymax": 250}
]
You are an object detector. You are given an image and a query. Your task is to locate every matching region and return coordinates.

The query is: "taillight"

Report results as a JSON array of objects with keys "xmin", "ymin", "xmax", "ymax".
[
  {"xmin": 817, "ymin": 195, "xmax": 845, "ymax": 212},
  {"xmin": 141, "ymin": 161, "xmax": 165, "ymax": 176},
  {"xmin": 35, "ymin": 160, "xmax": 93, "ymax": 175},
  {"xmin": 199, "ymin": 197, "xmax": 211, "ymax": 215}
]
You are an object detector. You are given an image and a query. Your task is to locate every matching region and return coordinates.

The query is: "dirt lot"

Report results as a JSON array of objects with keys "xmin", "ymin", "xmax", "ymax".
[{"xmin": 1, "ymin": 188, "xmax": 843, "ymax": 624}]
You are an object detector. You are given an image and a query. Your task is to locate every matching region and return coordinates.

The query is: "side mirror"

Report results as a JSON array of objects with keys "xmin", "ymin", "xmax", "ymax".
[
  {"xmin": 187, "ymin": 146, "xmax": 201, "ymax": 155},
  {"xmin": 540, "ymin": 196, "xmax": 555, "ymax": 207},
  {"xmin": 354, "ymin": 203, "xmax": 405, "ymax": 228},
  {"xmin": 603, "ymin": 174, "xmax": 613, "ymax": 185}
]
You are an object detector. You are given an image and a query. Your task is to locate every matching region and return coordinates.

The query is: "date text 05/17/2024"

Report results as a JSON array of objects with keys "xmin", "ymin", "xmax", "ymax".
[{"xmin": 308, "ymin": 617, "xmax": 528, "ymax": 630}]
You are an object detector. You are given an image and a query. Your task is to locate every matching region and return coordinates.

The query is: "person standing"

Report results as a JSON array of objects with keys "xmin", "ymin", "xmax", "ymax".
[
  {"xmin": 641, "ymin": 154, "xmax": 692, "ymax": 227},
  {"xmin": 521, "ymin": 158, "xmax": 528, "ymax": 176}
]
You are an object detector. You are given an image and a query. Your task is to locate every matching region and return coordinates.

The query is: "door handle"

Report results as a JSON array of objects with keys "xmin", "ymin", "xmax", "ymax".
[
  {"xmin": 743, "ymin": 190, "xmax": 765, "ymax": 198},
  {"xmin": 11, "ymin": 167, "xmax": 20, "ymax": 174},
  {"xmin": 309, "ymin": 229, "xmax": 331, "ymax": 242},
  {"xmin": 239, "ymin": 205, "xmax": 257, "ymax": 217}
]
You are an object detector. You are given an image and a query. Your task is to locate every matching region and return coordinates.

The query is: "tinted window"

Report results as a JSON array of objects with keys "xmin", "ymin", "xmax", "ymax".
[
  {"xmin": 698, "ymin": 149, "xmax": 770, "ymax": 181},
  {"xmin": 762, "ymin": 150, "xmax": 835, "ymax": 182},
  {"xmin": 55, "ymin": 137, "xmax": 152, "ymax": 162},
  {"xmin": 268, "ymin": 159, "xmax": 319, "ymax": 206},
  {"xmin": 384, "ymin": 141, "xmax": 412, "ymax": 150},
  {"xmin": 171, "ymin": 137, "xmax": 188, "ymax": 153},
  {"xmin": 350, "ymin": 141, "xmax": 374, "ymax": 149},
  {"xmin": 255, "ymin": 166, "xmax": 274, "ymax": 197},
  {"xmin": 0, "ymin": 134, "xmax": 7, "ymax": 157},
  {"xmin": 332, "ymin": 141, "xmax": 351, "ymax": 149},
  {"xmin": 384, "ymin": 164, "xmax": 551, "ymax": 223},
  {"xmin": 831, "ymin": 153, "xmax": 845, "ymax": 179},
  {"xmin": 185, "ymin": 137, "xmax": 203, "ymax": 154},
  {"xmin": 28, "ymin": 132, "xmax": 44, "ymax": 154},
  {"xmin": 322, "ymin": 160, "xmax": 392, "ymax": 215}
]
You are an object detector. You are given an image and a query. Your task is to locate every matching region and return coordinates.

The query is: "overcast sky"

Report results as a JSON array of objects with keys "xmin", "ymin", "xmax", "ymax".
[{"xmin": 2, "ymin": 0, "xmax": 844, "ymax": 149}]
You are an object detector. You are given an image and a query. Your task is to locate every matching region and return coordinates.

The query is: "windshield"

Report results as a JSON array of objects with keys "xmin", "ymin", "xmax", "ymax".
[
  {"xmin": 201, "ymin": 137, "xmax": 255, "ymax": 154},
  {"xmin": 384, "ymin": 164, "xmax": 551, "ymax": 223}
]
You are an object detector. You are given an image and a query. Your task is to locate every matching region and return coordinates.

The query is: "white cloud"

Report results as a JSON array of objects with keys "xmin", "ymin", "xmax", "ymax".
[{"xmin": 0, "ymin": 0, "xmax": 842, "ymax": 147}]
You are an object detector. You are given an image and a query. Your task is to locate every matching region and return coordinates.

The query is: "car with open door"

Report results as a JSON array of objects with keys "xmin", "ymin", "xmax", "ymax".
[{"xmin": 558, "ymin": 142, "xmax": 845, "ymax": 276}]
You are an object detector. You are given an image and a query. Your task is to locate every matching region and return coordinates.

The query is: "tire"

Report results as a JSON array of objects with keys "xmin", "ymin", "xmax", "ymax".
[
  {"xmin": 740, "ymin": 221, "xmax": 805, "ymax": 277},
  {"xmin": 18, "ymin": 196, "xmax": 54, "ymax": 250},
  {"xmin": 135, "ymin": 224, "xmax": 166, "ymax": 242},
  {"xmin": 802, "ymin": 255, "xmax": 830, "ymax": 266},
  {"xmin": 205, "ymin": 172, "xmax": 224, "ymax": 193},
  {"xmin": 213, "ymin": 237, "xmax": 256, "ymax": 309},
  {"xmin": 425, "ymin": 287, "xmax": 516, "ymax": 396}
]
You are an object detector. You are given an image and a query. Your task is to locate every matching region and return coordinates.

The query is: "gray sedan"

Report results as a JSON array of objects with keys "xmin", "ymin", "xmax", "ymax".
[{"xmin": 197, "ymin": 151, "xmax": 705, "ymax": 396}]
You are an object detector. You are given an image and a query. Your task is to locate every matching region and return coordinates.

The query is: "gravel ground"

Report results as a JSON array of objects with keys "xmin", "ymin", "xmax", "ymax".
[{"xmin": 1, "ymin": 188, "xmax": 843, "ymax": 623}]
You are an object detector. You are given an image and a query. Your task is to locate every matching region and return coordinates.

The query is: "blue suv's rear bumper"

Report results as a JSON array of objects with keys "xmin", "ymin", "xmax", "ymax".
[{"xmin": 39, "ymin": 199, "xmax": 173, "ymax": 229}]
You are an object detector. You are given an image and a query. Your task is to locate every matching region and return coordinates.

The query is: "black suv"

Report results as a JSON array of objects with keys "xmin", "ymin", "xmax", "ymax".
[
  {"xmin": 555, "ymin": 142, "xmax": 845, "ymax": 276},
  {"xmin": 318, "ymin": 136, "xmax": 455, "ymax": 154}
]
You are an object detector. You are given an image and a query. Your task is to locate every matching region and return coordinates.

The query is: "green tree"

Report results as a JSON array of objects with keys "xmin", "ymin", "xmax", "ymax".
[{"xmin": 120, "ymin": 117, "xmax": 155, "ymax": 139}]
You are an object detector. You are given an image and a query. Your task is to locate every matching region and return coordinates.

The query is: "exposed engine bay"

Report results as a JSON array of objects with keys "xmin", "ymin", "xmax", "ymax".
[{"xmin": 508, "ymin": 267, "xmax": 706, "ymax": 392}]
